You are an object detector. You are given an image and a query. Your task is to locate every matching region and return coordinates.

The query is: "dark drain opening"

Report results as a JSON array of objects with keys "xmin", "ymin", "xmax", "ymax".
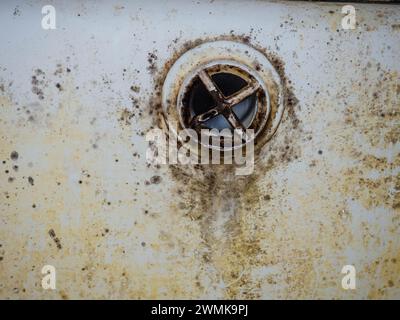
[{"xmin": 185, "ymin": 72, "xmax": 257, "ymax": 131}]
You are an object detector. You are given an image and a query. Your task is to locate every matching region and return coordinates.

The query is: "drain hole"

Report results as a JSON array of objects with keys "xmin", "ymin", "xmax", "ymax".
[
  {"xmin": 186, "ymin": 72, "xmax": 257, "ymax": 130},
  {"xmin": 187, "ymin": 78, "xmax": 214, "ymax": 116},
  {"xmin": 213, "ymin": 73, "xmax": 247, "ymax": 96}
]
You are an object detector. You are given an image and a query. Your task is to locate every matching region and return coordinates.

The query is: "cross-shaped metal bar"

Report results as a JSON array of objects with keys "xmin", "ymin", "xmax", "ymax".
[{"xmin": 190, "ymin": 70, "xmax": 260, "ymax": 132}]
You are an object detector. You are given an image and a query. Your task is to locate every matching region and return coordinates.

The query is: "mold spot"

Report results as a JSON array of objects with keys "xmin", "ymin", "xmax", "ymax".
[
  {"xmin": 28, "ymin": 176, "xmax": 34, "ymax": 186},
  {"xmin": 147, "ymin": 51, "xmax": 158, "ymax": 74},
  {"xmin": 13, "ymin": 6, "xmax": 21, "ymax": 16},
  {"xmin": 31, "ymin": 69, "xmax": 46, "ymax": 100},
  {"xmin": 150, "ymin": 175, "xmax": 162, "ymax": 184},
  {"xmin": 119, "ymin": 108, "xmax": 135, "ymax": 125},
  {"xmin": 10, "ymin": 151, "xmax": 18, "ymax": 161},
  {"xmin": 48, "ymin": 229, "xmax": 62, "ymax": 250}
]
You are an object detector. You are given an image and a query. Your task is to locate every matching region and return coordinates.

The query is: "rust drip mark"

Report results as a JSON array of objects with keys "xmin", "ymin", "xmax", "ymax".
[
  {"xmin": 142, "ymin": 35, "xmax": 304, "ymax": 299},
  {"xmin": 48, "ymin": 229, "xmax": 62, "ymax": 250}
]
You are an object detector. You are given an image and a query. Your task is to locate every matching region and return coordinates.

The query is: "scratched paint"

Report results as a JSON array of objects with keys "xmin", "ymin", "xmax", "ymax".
[{"xmin": 0, "ymin": 1, "xmax": 399, "ymax": 299}]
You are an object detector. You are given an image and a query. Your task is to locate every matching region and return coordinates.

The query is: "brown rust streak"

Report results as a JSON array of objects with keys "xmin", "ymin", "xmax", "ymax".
[{"xmin": 146, "ymin": 34, "xmax": 303, "ymax": 298}]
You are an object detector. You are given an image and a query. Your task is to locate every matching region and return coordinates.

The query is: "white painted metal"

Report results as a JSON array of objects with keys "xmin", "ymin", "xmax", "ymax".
[{"xmin": 0, "ymin": 0, "xmax": 399, "ymax": 299}]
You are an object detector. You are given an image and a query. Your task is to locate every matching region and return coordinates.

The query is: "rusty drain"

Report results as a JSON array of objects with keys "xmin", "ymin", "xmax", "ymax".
[{"xmin": 162, "ymin": 40, "xmax": 284, "ymax": 152}]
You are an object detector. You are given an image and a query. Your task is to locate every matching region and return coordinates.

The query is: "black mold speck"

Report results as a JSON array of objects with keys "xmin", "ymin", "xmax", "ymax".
[
  {"xmin": 150, "ymin": 175, "xmax": 162, "ymax": 184},
  {"xmin": 10, "ymin": 151, "xmax": 18, "ymax": 161},
  {"xmin": 13, "ymin": 6, "xmax": 21, "ymax": 16},
  {"xmin": 28, "ymin": 176, "xmax": 34, "ymax": 186},
  {"xmin": 48, "ymin": 229, "xmax": 62, "ymax": 250}
]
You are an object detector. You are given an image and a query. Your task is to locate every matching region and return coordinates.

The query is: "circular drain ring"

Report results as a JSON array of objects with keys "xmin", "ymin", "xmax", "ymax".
[
  {"xmin": 162, "ymin": 40, "xmax": 284, "ymax": 151},
  {"xmin": 177, "ymin": 60, "xmax": 270, "ymax": 149}
]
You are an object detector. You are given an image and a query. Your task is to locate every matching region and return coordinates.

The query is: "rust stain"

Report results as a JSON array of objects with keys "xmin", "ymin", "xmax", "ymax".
[{"xmin": 0, "ymin": 2, "xmax": 399, "ymax": 300}]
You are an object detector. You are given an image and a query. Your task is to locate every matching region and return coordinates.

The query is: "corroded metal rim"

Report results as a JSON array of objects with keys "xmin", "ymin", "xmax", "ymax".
[{"xmin": 162, "ymin": 40, "xmax": 285, "ymax": 152}]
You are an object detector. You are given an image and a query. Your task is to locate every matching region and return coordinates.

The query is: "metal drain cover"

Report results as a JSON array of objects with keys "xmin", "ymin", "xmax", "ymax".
[
  {"xmin": 162, "ymin": 40, "xmax": 284, "ymax": 150},
  {"xmin": 180, "ymin": 61, "xmax": 268, "ymax": 133}
]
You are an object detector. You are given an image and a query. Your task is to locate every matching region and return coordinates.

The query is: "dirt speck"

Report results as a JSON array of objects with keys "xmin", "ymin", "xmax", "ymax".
[
  {"xmin": 13, "ymin": 6, "xmax": 21, "ymax": 16},
  {"xmin": 147, "ymin": 51, "xmax": 158, "ymax": 74},
  {"xmin": 31, "ymin": 69, "xmax": 46, "ymax": 100},
  {"xmin": 10, "ymin": 151, "xmax": 18, "ymax": 161},
  {"xmin": 28, "ymin": 176, "xmax": 34, "ymax": 186},
  {"xmin": 119, "ymin": 108, "xmax": 135, "ymax": 125},
  {"xmin": 150, "ymin": 175, "xmax": 162, "ymax": 184},
  {"xmin": 392, "ymin": 24, "xmax": 400, "ymax": 31},
  {"xmin": 48, "ymin": 229, "xmax": 62, "ymax": 250},
  {"xmin": 130, "ymin": 85, "xmax": 140, "ymax": 93}
]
